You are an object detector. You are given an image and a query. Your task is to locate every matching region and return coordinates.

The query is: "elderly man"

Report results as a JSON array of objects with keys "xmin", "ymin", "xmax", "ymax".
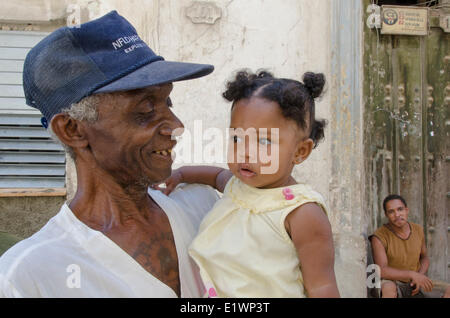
[
  {"xmin": 0, "ymin": 11, "xmax": 219, "ymax": 297},
  {"xmin": 371, "ymin": 194, "xmax": 450, "ymax": 298}
]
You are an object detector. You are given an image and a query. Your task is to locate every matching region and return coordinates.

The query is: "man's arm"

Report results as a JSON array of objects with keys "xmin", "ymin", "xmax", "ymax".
[
  {"xmin": 163, "ymin": 166, "xmax": 233, "ymax": 194},
  {"xmin": 371, "ymin": 235, "xmax": 433, "ymax": 295},
  {"xmin": 418, "ymin": 233, "xmax": 430, "ymax": 275},
  {"xmin": 371, "ymin": 235, "xmax": 413, "ymax": 282},
  {"xmin": 414, "ymin": 233, "xmax": 432, "ymax": 295},
  {"xmin": 285, "ymin": 203, "xmax": 340, "ymax": 298}
]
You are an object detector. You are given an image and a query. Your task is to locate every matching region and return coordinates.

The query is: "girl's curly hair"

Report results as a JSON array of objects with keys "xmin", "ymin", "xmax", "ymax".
[{"xmin": 222, "ymin": 70, "xmax": 326, "ymax": 148}]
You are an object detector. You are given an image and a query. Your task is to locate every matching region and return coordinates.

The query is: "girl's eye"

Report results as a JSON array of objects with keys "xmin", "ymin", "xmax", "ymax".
[
  {"xmin": 232, "ymin": 135, "xmax": 243, "ymax": 143},
  {"xmin": 259, "ymin": 138, "xmax": 271, "ymax": 145}
]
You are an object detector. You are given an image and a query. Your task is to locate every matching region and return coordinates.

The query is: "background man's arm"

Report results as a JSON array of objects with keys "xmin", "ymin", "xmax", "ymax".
[
  {"xmin": 371, "ymin": 235, "xmax": 433, "ymax": 295},
  {"xmin": 418, "ymin": 234, "xmax": 430, "ymax": 275},
  {"xmin": 371, "ymin": 236, "xmax": 413, "ymax": 282}
]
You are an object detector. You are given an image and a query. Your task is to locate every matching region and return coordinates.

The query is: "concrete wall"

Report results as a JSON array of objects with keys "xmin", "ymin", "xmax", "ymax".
[
  {"xmin": 0, "ymin": 0, "xmax": 368, "ymax": 297},
  {"xmin": 329, "ymin": 0, "xmax": 367, "ymax": 297},
  {"xmin": 0, "ymin": 0, "xmax": 69, "ymax": 23},
  {"xmin": 0, "ymin": 0, "xmax": 70, "ymax": 239},
  {"xmin": 0, "ymin": 196, "xmax": 65, "ymax": 239}
]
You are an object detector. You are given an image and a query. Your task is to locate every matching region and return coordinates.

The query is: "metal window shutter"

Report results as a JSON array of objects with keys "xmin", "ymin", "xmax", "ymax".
[{"xmin": 0, "ymin": 31, "xmax": 65, "ymax": 188}]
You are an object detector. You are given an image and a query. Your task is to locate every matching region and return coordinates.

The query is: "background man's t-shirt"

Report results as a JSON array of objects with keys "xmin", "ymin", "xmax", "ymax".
[{"xmin": 373, "ymin": 222, "xmax": 424, "ymax": 282}]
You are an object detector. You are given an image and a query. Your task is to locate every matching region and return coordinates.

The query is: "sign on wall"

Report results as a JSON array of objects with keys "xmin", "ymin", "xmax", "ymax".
[{"xmin": 381, "ymin": 6, "xmax": 428, "ymax": 36}]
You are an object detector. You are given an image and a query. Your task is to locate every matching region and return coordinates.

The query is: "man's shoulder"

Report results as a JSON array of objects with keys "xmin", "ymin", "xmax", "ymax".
[
  {"xmin": 409, "ymin": 222, "xmax": 424, "ymax": 231},
  {"xmin": 0, "ymin": 212, "xmax": 65, "ymax": 275},
  {"xmin": 373, "ymin": 224, "xmax": 389, "ymax": 237},
  {"xmin": 0, "ymin": 208, "xmax": 79, "ymax": 297},
  {"xmin": 370, "ymin": 224, "xmax": 390, "ymax": 246},
  {"xmin": 0, "ymin": 236, "xmax": 37, "ymax": 277},
  {"xmin": 409, "ymin": 222, "xmax": 424, "ymax": 239}
]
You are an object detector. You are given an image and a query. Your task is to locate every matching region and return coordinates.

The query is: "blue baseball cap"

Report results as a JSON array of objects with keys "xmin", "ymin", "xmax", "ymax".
[{"xmin": 23, "ymin": 11, "xmax": 214, "ymax": 126}]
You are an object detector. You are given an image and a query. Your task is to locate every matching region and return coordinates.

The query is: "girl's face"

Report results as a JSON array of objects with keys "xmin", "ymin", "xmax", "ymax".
[{"xmin": 227, "ymin": 97, "xmax": 313, "ymax": 189}]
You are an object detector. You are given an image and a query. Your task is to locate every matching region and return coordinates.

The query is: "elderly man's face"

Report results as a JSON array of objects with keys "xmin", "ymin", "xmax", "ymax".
[{"xmin": 84, "ymin": 83, "xmax": 182, "ymax": 187}]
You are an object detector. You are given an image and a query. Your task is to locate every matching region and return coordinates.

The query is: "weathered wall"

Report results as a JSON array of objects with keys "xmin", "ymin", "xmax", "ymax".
[
  {"xmin": 0, "ymin": 0, "xmax": 70, "ymax": 239},
  {"xmin": 0, "ymin": 0, "xmax": 68, "ymax": 23},
  {"xmin": 329, "ymin": 0, "xmax": 367, "ymax": 297},
  {"xmin": 0, "ymin": 196, "xmax": 65, "ymax": 238},
  {"xmin": 0, "ymin": 0, "xmax": 68, "ymax": 31}
]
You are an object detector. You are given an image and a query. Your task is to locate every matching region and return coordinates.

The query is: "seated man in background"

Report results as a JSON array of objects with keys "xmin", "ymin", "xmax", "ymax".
[{"xmin": 371, "ymin": 194, "xmax": 450, "ymax": 298}]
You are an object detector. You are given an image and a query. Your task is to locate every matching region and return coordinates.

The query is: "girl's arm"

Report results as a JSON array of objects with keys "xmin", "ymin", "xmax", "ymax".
[
  {"xmin": 285, "ymin": 202, "xmax": 340, "ymax": 298},
  {"xmin": 161, "ymin": 166, "xmax": 233, "ymax": 195}
]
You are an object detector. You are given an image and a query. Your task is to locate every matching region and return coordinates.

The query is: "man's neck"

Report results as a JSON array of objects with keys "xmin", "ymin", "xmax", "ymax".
[
  {"xmin": 388, "ymin": 222, "xmax": 411, "ymax": 239},
  {"xmin": 68, "ymin": 162, "xmax": 160, "ymax": 232},
  {"xmin": 68, "ymin": 160, "xmax": 181, "ymax": 296}
]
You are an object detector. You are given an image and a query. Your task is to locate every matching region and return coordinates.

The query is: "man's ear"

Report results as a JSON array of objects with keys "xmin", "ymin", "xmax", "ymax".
[
  {"xmin": 293, "ymin": 138, "xmax": 314, "ymax": 165},
  {"xmin": 50, "ymin": 114, "xmax": 89, "ymax": 150}
]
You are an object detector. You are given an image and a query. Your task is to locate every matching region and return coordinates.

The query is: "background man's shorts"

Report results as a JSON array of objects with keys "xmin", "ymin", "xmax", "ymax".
[{"xmin": 381, "ymin": 279, "xmax": 445, "ymax": 298}]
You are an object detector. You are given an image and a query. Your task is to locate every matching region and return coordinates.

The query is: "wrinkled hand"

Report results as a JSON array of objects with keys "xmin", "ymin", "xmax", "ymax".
[
  {"xmin": 151, "ymin": 169, "xmax": 183, "ymax": 196},
  {"xmin": 409, "ymin": 272, "xmax": 433, "ymax": 296}
]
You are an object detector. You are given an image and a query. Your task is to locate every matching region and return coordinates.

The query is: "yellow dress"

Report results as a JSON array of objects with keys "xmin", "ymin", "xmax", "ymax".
[{"xmin": 188, "ymin": 176, "xmax": 328, "ymax": 298}]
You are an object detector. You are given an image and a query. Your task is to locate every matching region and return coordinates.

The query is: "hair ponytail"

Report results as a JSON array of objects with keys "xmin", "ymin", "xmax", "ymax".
[
  {"xmin": 309, "ymin": 118, "xmax": 326, "ymax": 148},
  {"xmin": 222, "ymin": 69, "xmax": 327, "ymax": 149},
  {"xmin": 302, "ymin": 72, "xmax": 325, "ymax": 99}
]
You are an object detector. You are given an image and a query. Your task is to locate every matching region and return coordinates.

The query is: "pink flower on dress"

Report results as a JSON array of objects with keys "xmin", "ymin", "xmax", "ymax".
[
  {"xmin": 282, "ymin": 188, "xmax": 295, "ymax": 200},
  {"xmin": 208, "ymin": 287, "xmax": 217, "ymax": 297}
]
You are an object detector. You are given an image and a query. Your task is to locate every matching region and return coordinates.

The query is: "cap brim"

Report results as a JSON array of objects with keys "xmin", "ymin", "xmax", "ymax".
[{"xmin": 94, "ymin": 60, "xmax": 214, "ymax": 94}]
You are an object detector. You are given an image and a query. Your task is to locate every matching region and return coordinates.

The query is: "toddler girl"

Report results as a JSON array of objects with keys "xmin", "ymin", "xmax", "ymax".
[{"xmin": 159, "ymin": 70, "xmax": 339, "ymax": 298}]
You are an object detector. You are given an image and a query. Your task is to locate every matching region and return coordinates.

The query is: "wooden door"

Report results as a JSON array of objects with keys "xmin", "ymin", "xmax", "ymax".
[{"xmin": 363, "ymin": 1, "xmax": 449, "ymax": 281}]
